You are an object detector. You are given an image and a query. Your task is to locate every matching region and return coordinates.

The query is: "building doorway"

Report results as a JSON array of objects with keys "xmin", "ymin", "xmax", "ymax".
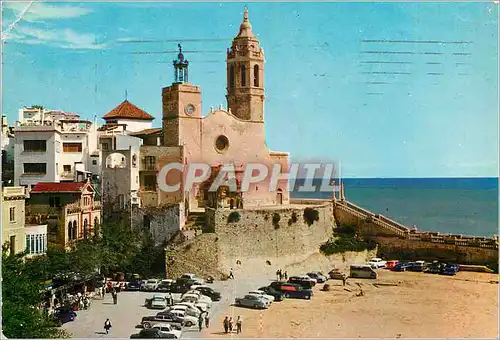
[{"xmin": 276, "ymin": 189, "xmax": 283, "ymax": 205}]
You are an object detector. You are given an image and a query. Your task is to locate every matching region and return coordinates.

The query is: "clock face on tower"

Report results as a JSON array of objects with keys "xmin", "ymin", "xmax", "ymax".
[{"xmin": 185, "ymin": 104, "xmax": 196, "ymax": 115}]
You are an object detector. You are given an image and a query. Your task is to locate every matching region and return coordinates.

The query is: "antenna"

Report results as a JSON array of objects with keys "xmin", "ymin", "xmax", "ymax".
[{"xmin": 125, "ymin": 90, "xmax": 128, "ymax": 100}]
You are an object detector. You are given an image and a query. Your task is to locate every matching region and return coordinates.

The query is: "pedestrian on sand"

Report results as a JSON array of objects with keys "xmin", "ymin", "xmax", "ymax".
[
  {"xmin": 229, "ymin": 317, "xmax": 234, "ymax": 332},
  {"xmin": 223, "ymin": 316, "xmax": 229, "ymax": 333},
  {"xmin": 205, "ymin": 313, "xmax": 210, "ymax": 328},
  {"xmin": 342, "ymin": 275, "xmax": 347, "ymax": 287},
  {"xmin": 236, "ymin": 316, "xmax": 242, "ymax": 334},
  {"xmin": 284, "ymin": 271, "xmax": 288, "ymax": 280},
  {"xmin": 276, "ymin": 269, "xmax": 280, "ymax": 281},
  {"xmin": 104, "ymin": 318, "xmax": 112, "ymax": 334},
  {"xmin": 229, "ymin": 268, "xmax": 234, "ymax": 279},
  {"xmin": 112, "ymin": 289, "xmax": 117, "ymax": 305},
  {"xmin": 278, "ymin": 269, "xmax": 282, "ymax": 281}
]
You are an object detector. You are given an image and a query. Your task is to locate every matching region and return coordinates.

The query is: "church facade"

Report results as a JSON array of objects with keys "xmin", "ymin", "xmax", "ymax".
[{"xmin": 160, "ymin": 9, "xmax": 290, "ymax": 211}]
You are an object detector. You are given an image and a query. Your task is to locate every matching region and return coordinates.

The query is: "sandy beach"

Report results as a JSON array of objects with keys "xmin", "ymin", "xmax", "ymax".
[{"xmin": 203, "ymin": 270, "xmax": 499, "ymax": 338}]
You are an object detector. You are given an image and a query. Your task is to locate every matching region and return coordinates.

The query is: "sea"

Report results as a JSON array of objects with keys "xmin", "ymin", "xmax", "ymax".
[{"xmin": 291, "ymin": 178, "xmax": 498, "ymax": 237}]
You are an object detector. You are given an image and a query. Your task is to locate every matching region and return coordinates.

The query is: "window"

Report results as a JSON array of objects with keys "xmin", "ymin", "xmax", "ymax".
[
  {"xmin": 56, "ymin": 163, "xmax": 59, "ymax": 175},
  {"xmin": 144, "ymin": 156, "xmax": 156, "ymax": 170},
  {"xmin": 23, "ymin": 163, "xmax": 47, "ymax": 174},
  {"xmin": 68, "ymin": 222, "xmax": 73, "ymax": 240},
  {"xmin": 94, "ymin": 217, "xmax": 99, "ymax": 230},
  {"xmin": 144, "ymin": 175, "xmax": 157, "ymax": 191},
  {"xmin": 83, "ymin": 219, "xmax": 88, "ymax": 237},
  {"xmin": 49, "ymin": 196, "xmax": 61, "ymax": 207},
  {"xmin": 72, "ymin": 221, "xmax": 77, "ymax": 239},
  {"xmin": 229, "ymin": 65, "xmax": 235, "ymax": 88},
  {"xmin": 241, "ymin": 65, "xmax": 246, "ymax": 86},
  {"xmin": 63, "ymin": 143, "xmax": 82, "ymax": 153},
  {"xmin": 102, "ymin": 143, "xmax": 109, "ymax": 151},
  {"xmin": 254, "ymin": 64, "xmax": 259, "ymax": 87},
  {"xmin": 10, "ymin": 236, "xmax": 16, "ymax": 255},
  {"xmin": 215, "ymin": 135, "xmax": 229, "ymax": 152},
  {"xmin": 9, "ymin": 207, "xmax": 15, "ymax": 222},
  {"xmin": 63, "ymin": 165, "xmax": 71, "ymax": 173},
  {"xmin": 23, "ymin": 140, "xmax": 46, "ymax": 152},
  {"xmin": 92, "ymin": 160, "xmax": 97, "ymax": 165}
]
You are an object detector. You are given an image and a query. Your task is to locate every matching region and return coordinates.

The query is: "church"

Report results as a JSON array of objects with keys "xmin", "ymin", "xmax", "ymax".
[{"xmin": 159, "ymin": 8, "xmax": 290, "ymax": 211}]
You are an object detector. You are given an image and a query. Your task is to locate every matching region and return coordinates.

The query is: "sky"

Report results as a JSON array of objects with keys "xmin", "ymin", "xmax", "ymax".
[{"xmin": 1, "ymin": 1, "xmax": 498, "ymax": 178}]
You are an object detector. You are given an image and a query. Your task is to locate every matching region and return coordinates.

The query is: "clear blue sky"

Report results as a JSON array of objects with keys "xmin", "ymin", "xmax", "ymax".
[{"xmin": 2, "ymin": 2, "xmax": 498, "ymax": 178}]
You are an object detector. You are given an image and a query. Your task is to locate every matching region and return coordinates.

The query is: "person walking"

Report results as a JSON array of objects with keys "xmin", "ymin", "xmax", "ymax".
[
  {"xmin": 104, "ymin": 318, "xmax": 112, "ymax": 334},
  {"xmin": 198, "ymin": 314, "xmax": 203, "ymax": 332},
  {"xmin": 276, "ymin": 269, "xmax": 280, "ymax": 281},
  {"xmin": 229, "ymin": 268, "xmax": 234, "ymax": 279},
  {"xmin": 236, "ymin": 316, "xmax": 242, "ymax": 334},
  {"xmin": 223, "ymin": 316, "xmax": 229, "ymax": 334},
  {"xmin": 229, "ymin": 317, "xmax": 234, "ymax": 333},
  {"xmin": 284, "ymin": 271, "xmax": 288, "ymax": 280},
  {"xmin": 278, "ymin": 269, "xmax": 282, "ymax": 281},
  {"xmin": 205, "ymin": 313, "xmax": 210, "ymax": 328},
  {"xmin": 112, "ymin": 289, "xmax": 117, "ymax": 305}
]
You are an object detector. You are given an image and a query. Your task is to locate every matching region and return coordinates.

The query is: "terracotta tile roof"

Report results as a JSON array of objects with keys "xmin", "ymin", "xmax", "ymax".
[
  {"xmin": 130, "ymin": 128, "xmax": 162, "ymax": 136},
  {"xmin": 103, "ymin": 100, "xmax": 154, "ymax": 121},
  {"xmin": 31, "ymin": 182, "xmax": 89, "ymax": 193}
]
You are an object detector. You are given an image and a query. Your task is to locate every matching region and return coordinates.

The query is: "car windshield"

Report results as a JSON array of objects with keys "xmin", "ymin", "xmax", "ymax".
[{"xmin": 147, "ymin": 280, "xmax": 157, "ymax": 284}]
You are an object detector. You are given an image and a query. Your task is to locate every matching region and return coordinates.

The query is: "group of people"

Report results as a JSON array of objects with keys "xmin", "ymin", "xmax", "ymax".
[
  {"xmin": 276, "ymin": 269, "xmax": 288, "ymax": 281},
  {"xmin": 198, "ymin": 312, "xmax": 210, "ymax": 332},
  {"xmin": 223, "ymin": 316, "xmax": 243, "ymax": 334}
]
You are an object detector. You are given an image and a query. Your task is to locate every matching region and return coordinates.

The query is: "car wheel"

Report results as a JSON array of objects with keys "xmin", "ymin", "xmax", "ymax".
[
  {"xmin": 284, "ymin": 293, "xmax": 290, "ymax": 298},
  {"xmin": 306, "ymin": 294, "xmax": 311, "ymax": 300},
  {"xmin": 185, "ymin": 321, "xmax": 193, "ymax": 327},
  {"xmin": 143, "ymin": 322, "xmax": 151, "ymax": 329},
  {"xmin": 253, "ymin": 304, "xmax": 260, "ymax": 309}
]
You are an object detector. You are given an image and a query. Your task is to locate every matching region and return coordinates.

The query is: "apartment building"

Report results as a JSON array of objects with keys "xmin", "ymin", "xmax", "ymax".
[
  {"xmin": 13, "ymin": 107, "xmax": 99, "ymax": 191},
  {"xmin": 1, "ymin": 187, "xmax": 27, "ymax": 255}
]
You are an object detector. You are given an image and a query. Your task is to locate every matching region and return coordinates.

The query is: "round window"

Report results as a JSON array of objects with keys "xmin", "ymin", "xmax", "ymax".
[{"xmin": 215, "ymin": 135, "xmax": 229, "ymax": 152}]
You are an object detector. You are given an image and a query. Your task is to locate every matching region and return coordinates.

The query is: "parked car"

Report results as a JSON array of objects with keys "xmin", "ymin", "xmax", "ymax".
[
  {"xmin": 235, "ymin": 294, "xmax": 270, "ymax": 309},
  {"xmin": 392, "ymin": 262, "xmax": 412, "ymax": 272},
  {"xmin": 306, "ymin": 272, "xmax": 327, "ymax": 283},
  {"xmin": 142, "ymin": 311, "xmax": 196, "ymax": 328},
  {"xmin": 385, "ymin": 260, "xmax": 399, "ymax": 269},
  {"xmin": 151, "ymin": 322, "xmax": 182, "ymax": 339},
  {"xmin": 53, "ymin": 307, "xmax": 77, "ymax": 326},
  {"xmin": 269, "ymin": 282, "xmax": 313, "ymax": 299},
  {"xmin": 288, "ymin": 276, "xmax": 315, "ymax": 289},
  {"xmin": 157, "ymin": 279, "xmax": 175, "ymax": 292},
  {"xmin": 350, "ymin": 265, "xmax": 378, "ymax": 278},
  {"xmin": 180, "ymin": 273, "xmax": 204, "ymax": 284},
  {"xmin": 440, "ymin": 264, "xmax": 459, "ymax": 276},
  {"xmin": 257, "ymin": 286, "xmax": 285, "ymax": 302},
  {"xmin": 328, "ymin": 270, "xmax": 347, "ymax": 281},
  {"xmin": 142, "ymin": 279, "xmax": 161, "ymax": 292},
  {"xmin": 368, "ymin": 258, "xmax": 387, "ymax": 269},
  {"xmin": 169, "ymin": 303, "xmax": 201, "ymax": 318},
  {"xmin": 248, "ymin": 290, "xmax": 275, "ymax": 302},
  {"xmin": 126, "ymin": 278, "xmax": 143, "ymax": 291},
  {"xmin": 145, "ymin": 295, "xmax": 168, "ymax": 309},
  {"xmin": 409, "ymin": 261, "xmax": 426, "ymax": 272},
  {"xmin": 130, "ymin": 328, "xmax": 177, "ymax": 339},
  {"xmin": 194, "ymin": 286, "xmax": 221, "ymax": 301},
  {"xmin": 171, "ymin": 279, "xmax": 195, "ymax": 294},
  {"xmin": 182, "ymin": 291, "xmax": 212, "ymax": 308}
]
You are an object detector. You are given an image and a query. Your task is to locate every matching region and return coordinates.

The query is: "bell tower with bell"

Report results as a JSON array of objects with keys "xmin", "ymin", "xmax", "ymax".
[
  {"xmin": 162, "ymin": 44, "xmax": 202, "ymax": 152},
  {"xmin": 226, "ymin": 8, "xmax": 265, "ymax": 122}
]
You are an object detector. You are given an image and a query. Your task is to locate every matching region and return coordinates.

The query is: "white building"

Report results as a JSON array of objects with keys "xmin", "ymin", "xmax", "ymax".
[
  {"xmin": 1, "ymin": 115, "xmax": 15, "ymax": 162},
  {"xmin": 25, "ymin": 223, "xmax": 48, "ymax": 257},
  {"xmin": 13, "ymin": 107, "xmax": 100, "ymax": 191},
  {"xmin": 102, "ymin": 100, "xmax": 154, "ymax": 133}
]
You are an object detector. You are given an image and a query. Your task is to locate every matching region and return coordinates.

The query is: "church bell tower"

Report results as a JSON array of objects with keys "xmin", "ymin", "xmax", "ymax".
[{"xmin": 226, "ymin": 8, "xmax": 265, "ymax": 122}]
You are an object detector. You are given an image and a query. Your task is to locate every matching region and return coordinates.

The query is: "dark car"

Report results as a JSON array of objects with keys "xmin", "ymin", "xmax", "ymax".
[
  {"xmin": 53, "ymin": 307, "xmax": 77, "ymax": 326},
  {"xmin": 126, "ymin": 278, "xmax": 143, "ymax": 291},
  {"xmin": 424, "ymin": 261, "xmax": 442, "ymax": 274},
  {"xmin": 258, "ymin": 286, "xmax": 285, "ymax": 302},
  {"xmin": 130, "ymin": 328, "xmax": 177, "ymax": 339},
  {"xmin": 141, "ymin": 312, "xmax": 190, "ymax": 328},
  {"xmin": 408, "ymin": 261, "xmax": 426, "ymax": 272},
  {"xmin": 288, "ymin": 277, "xmax": 315, "ymax": 290},
  {"xmin": 170, "ymin": 278, "xmax": 195, "ymax": 294},
  {"xmin": 440, "ymin": 264, "xmax": 459, "ymax": 276},
  {"xmin": 269, "ymin": 282, "xmax": 312, "ymax": 300},
  {"xmin": 157, "ymin": 281, "xmax": 173, "ymax": 293},
  {"xmin": 194, "ymin": 286, "xmax": 221, "ymax": 301},
  {"xmin": 392, "ymin": 262, "xmax": 412, "ymax": 272}
]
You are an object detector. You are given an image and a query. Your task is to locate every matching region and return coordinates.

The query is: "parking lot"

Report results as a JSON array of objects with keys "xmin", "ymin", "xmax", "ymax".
[{"xmin": 62, "ymin": 275, "xmax": 271, "ymax": 338}]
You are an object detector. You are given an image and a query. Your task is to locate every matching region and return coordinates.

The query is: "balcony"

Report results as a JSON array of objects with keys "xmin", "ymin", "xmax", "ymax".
[
  {"xmin": 141, "ymin": 162, "xmax": 158, "ymax": 171},
  {"xmin": 65, "ymin": 202, "xmax": 81, "ymax": 214}
]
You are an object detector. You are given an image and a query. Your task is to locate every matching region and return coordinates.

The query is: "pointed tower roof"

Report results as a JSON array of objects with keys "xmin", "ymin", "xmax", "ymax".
[
  {"xmin": 103, "ymin": 100, "xmax": 154, "ymax": 121},
  {"xmin": 236, "ymin": 8, "xmax": 255, "ymax": 39}
]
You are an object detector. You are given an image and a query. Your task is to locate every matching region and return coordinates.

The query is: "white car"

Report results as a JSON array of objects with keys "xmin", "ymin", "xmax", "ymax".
[
  {"xmin": 368, "ymin": 258, "xmax": 387, "ymax": 269},
  {"xmin": 149, "ymin": 296, "xmax": 168, "ymax": 309},
  {"xmin": 168, "ymin": 310, "xmax": 198, "ymax": 327},
  {"xmin": 180, "ymin": 296, "xmax": 209, "ymax": 312},
  {"xmin": 142, "ymin": 279, "xmax": 160, "ymax": 291},
  {"xmin": 183, "ymin": 292, "xmax": 212, "ymax": 307},
  {"xmin": 170, "ymin": 303, "xmax": 201, "ymax": 318},
  {"xmin": 151, "ymin": 323, "xmax": 182, "ymax": 339},
  {"xmin": 248, "ymin": 290, "xmax": 275, "ymax": 302}
]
